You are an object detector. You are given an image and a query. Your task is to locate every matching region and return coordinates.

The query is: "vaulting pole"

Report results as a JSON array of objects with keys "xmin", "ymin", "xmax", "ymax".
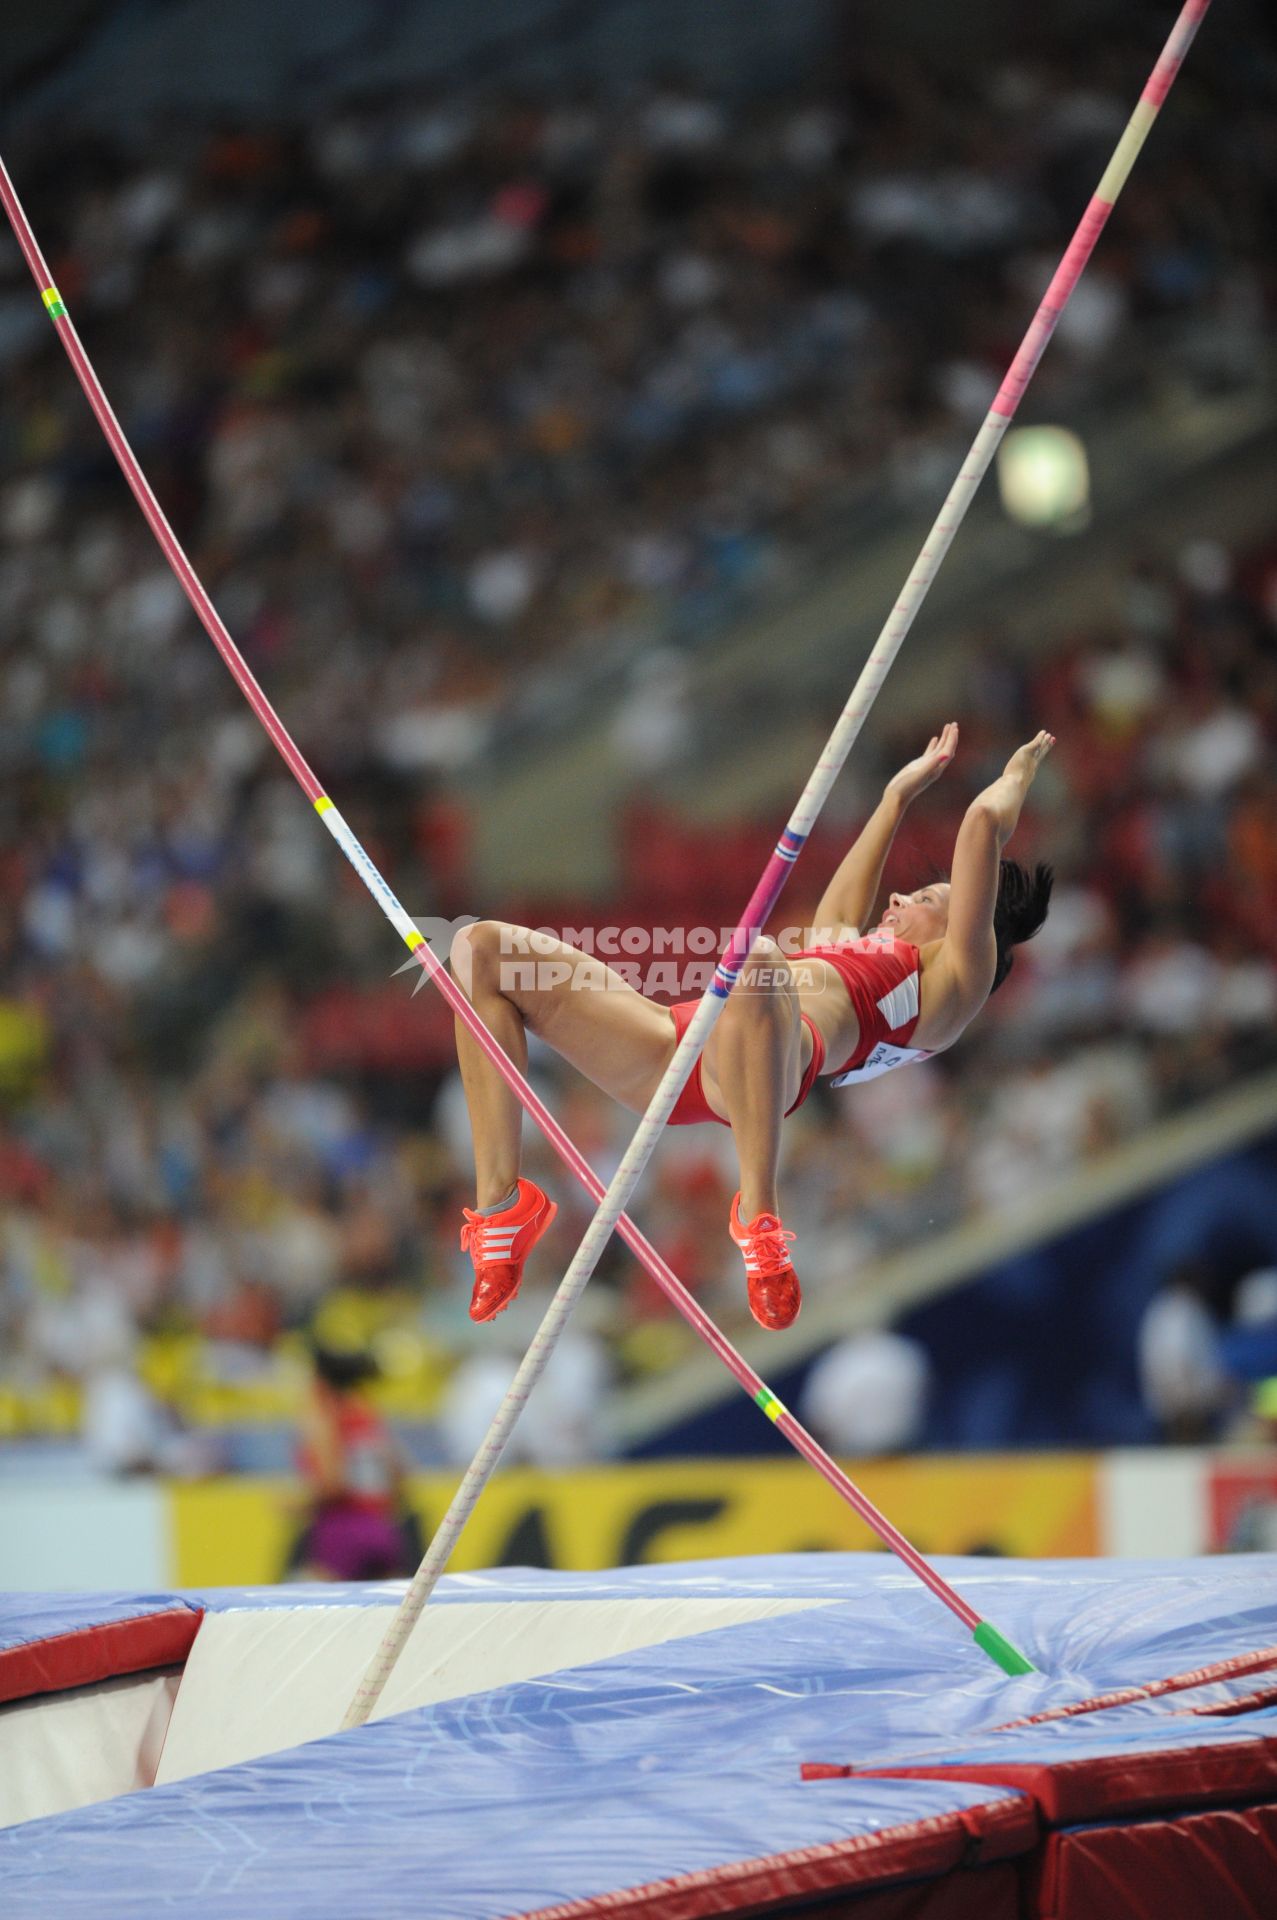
[{"xmin": 336, "ymin": 0, "xmax": 1210, "ymax": 1720}]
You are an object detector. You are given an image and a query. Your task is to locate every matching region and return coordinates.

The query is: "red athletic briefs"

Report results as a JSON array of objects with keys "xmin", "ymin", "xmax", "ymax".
[{"xmin": 665, "ymin": 998, "xmax": 825, "ymax": 1128}]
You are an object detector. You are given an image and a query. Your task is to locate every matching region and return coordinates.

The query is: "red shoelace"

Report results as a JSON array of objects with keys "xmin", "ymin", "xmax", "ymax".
[{"xmin": 739, "ymin": 1216, "xmax": 797, "ymax": 1276}]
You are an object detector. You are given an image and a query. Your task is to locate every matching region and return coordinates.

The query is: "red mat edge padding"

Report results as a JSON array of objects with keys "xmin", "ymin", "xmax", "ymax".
[
  {"xmin": 794, "ymin": 1860, "xmax": 1021, "ymax": 1920},
  {"xmin": 518, "ymin": 1796, "xmax": 1038, "ymax": 1920},
  {"xmin": 810, "ymin": 1738, "xmax": 1277, "ymax": 1828},
  {"xmin": 0, "ymin": 1608, "xmax": 204, "ymax": 1705},
  {"xmin": 1033, "ymin": 1802, "xmax": 1277, "ymax": 1920}
]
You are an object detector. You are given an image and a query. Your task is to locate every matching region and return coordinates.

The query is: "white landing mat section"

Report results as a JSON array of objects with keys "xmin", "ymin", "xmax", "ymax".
[
  {"xmin": 156, "ymin": 1593, "xmax": 830, "ymax": 1785},
  {"xmin": 0, "ymin": 1669, "xmax": 181, "ymax": 1828}
]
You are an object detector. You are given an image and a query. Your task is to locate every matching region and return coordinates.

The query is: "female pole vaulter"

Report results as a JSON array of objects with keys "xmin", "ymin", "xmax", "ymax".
[{"xmin": 452, "ymin": 725, "xmax": 1054, "ymax": 1332}]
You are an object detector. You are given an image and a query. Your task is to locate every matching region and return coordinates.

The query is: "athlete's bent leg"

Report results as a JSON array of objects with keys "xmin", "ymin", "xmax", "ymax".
[
  {"xmin": 451, "ymin": 919, "xmax": 679, "ymax": 1202},
  {"xmin": 451, "ymin": 920, "xmax": 533, "ymax": 1209},
  {"xmin": 449, "ymin": 918, "xmax": 687, "ymax": 1321},
  {"xmin": 701, "ymin": 937, "xmax": 805, "ymax": 1220},
  {"xmin": 699, "ymin": 937, "xmax": 806, "ymax": 1331}
]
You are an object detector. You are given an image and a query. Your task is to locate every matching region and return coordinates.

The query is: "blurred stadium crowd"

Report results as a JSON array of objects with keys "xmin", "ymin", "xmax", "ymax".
[{"xmin": 1, "ymin": 31, "xmax": 1276, "ymax": 1468}]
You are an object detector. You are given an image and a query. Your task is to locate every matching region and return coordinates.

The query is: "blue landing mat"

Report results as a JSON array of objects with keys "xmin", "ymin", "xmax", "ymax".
[{"xmin": 3, "ymin": 1554, "xmax": 1275, "ymax": 1919}]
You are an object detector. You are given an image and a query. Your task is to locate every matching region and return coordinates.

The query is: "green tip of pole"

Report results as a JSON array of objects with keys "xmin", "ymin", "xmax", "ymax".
[{"xmin": 973, "ymin": 1620, "xmax": 1036, "ymax": 1676}]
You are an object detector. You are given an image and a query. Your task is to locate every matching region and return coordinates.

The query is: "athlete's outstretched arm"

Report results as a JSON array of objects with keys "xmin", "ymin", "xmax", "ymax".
[
  {"xmin": 943, "ymin": 730, "xmax": 1054, "ymax": 990},
  {"xmin": 808, "ymin": 721, "xmax": 958, "ymax": 939}
]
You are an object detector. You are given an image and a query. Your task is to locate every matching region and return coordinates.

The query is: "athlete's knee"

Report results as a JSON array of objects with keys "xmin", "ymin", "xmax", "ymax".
[
  {"xmin": 450, "ymin": 919, "xmax": 513, "ymax": 997},
  {"xmin": 728, "ymin": 936, "xmax": 795, "ymax": 1016}
]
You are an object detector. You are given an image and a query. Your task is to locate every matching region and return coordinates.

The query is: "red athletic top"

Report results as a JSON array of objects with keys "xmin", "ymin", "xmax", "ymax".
[
  {"xmin": 663, "ymin": 931, "xmax": 928, "ymax": 1129},
  {"xmin": 791, "ymin": 931, "xmax": 931, "ymax": 1084}
]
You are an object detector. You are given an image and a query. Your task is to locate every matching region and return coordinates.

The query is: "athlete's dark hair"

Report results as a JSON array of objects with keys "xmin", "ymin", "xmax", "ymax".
[
  {"xmin": 311, "ymin": 1341, "xmax": 379, "ymax": 1392},
  {"xmin": 991, "ymin": 860, "xmax": 1054, "ymax": 992}
]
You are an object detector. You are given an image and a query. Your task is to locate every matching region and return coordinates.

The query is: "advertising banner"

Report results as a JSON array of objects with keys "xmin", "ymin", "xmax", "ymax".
[{"xmin": 168, "ymin": 1454, "xmax": 1100, "ymax": 1587}]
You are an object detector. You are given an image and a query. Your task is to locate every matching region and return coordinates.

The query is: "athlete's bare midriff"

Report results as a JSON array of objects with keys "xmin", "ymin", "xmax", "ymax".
[{"xmin": 794, "ymin": 937, "xmax": 982, "ymax": 1074}]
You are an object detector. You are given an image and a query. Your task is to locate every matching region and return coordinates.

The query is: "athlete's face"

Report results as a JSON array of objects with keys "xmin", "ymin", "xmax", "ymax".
[{"xmin": 881, "ymin": 884, "xmax": 950, "ymax": 946}]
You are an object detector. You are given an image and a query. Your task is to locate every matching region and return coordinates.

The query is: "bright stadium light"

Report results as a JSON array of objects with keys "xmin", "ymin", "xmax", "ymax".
[{"xmin": 996, "ymin": 425, "xmax": 1091, "ymax": 532}]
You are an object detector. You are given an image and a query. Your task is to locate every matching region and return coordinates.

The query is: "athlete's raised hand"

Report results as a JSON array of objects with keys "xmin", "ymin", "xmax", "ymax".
[
  {"xmin": 887, "ymin": 720, "xmax": 959, "ymax": 806},
  {"xmin": 966, "ymin": 729, "xmax": 1055, "ymax": 845},
  {"xmin": 1002, "ymin": 729, "xmax": 1055, "ymax": 787}
]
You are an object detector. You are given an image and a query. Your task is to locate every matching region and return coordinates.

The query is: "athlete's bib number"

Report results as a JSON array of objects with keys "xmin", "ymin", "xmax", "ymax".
[{"xmin": 829, "ymin": 1043, "xmax": 927, "ymax": 1087}]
